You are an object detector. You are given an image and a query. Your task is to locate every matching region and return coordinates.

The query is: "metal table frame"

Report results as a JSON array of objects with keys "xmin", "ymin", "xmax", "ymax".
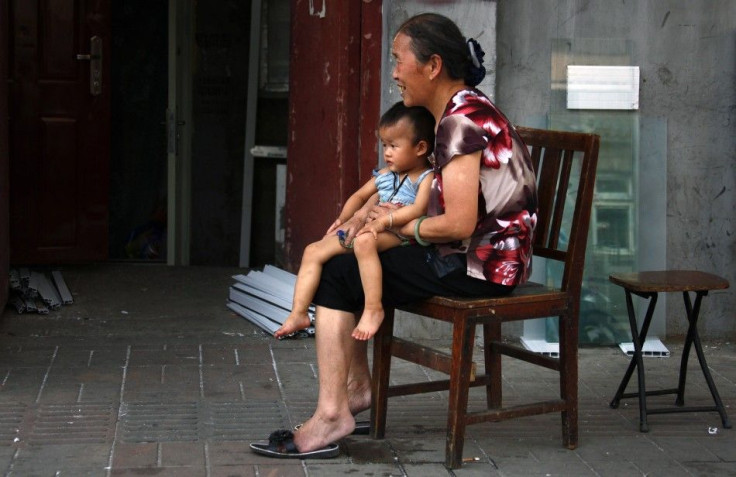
[{"xmin": 609, "ymin": 271, "xmax": 731, "ymax": 432}]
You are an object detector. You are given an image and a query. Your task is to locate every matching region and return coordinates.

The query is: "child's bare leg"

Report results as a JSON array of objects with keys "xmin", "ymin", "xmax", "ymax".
[
  {"xmin": 275, "ymin": 236, "xmax": 350, "ymax": 338},
  {"xmin": 351, "ymin": 233, "xmax": 402, "ymax": 341}
]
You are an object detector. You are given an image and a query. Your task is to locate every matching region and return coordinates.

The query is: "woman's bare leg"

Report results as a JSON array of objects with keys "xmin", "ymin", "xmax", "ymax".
[
  {"xmin": 351, "ymin": 233, "xmax": 401, "ymax": 340},
  {"xmin": 292, "ymin": 306, "xmax": 361, "ymax": 452},
  {"xmin": 347, "ymin": 338, "xmax": 371, "ymax": 415},
  {"xmin": 275, "ymin": 236, "xmax": 349, "ymax": 338}
]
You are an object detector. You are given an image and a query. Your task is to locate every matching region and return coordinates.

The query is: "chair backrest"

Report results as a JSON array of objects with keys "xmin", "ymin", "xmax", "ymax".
[{"xmin": 515, "ymin": 127, "xmax": 600, "ymax": 299}]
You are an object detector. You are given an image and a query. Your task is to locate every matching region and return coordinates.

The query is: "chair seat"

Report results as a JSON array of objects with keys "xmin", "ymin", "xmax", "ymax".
[{"xmin": 400, "ymin": 283, "xmax": 568, "ymax": 322}]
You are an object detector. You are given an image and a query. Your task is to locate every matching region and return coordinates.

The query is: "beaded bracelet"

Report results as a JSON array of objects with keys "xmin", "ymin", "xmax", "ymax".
[
  {"xmin": 387, "ymin": 211, "xmax": 393, "ymax": 229},
  {"xmin": 414, "ymin": 216, "xmax": 431, "ymax": 246}
]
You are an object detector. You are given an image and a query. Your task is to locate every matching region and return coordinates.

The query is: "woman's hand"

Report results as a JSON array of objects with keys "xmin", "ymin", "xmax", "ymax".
[
  {"xmin": 357, "ymin": 217, "xmax": 387, "ymax": 239},
  {"xmin": 329, "ymin": 215, "xmax": 367, "ymax": 244},
  {"xmin": 366, "ymin": 202, "xmax": 398, "ymax": 223}
]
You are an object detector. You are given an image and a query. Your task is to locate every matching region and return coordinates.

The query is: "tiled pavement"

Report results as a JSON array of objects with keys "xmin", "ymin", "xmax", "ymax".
[{"xmin": 0, "ymin": 263, "xmax": 734, "ymax": 476}]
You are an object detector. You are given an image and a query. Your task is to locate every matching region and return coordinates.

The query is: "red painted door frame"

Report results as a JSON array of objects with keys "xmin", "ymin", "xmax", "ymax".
[
  {"xmin": 284, "ymin": 0, "xmax": 382, "ymax": 270},
  {"xmin": 0, "ymin": 0, "xmax": 9, "ymax": 308}
]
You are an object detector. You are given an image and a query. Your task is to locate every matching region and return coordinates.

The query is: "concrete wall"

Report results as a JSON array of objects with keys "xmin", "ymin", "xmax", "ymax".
[{"xmin": 496, "ymin": 1, "xmax": 735, "ymax": 340}]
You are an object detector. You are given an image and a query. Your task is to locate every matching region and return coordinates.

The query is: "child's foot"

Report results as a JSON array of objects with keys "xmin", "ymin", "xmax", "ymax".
[
  {"xmin": 274, "ymin": 312, "xmax": 312, "ymax": 339},
  {"xmin": 351, "ymin": 308, "xmax": 384, "ymax": 341}
]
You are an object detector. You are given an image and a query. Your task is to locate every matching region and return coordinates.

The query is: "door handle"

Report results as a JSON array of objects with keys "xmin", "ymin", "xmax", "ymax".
[{"xmin": 76, "ymin": 36, "xmax": 102, "ymax": 96}]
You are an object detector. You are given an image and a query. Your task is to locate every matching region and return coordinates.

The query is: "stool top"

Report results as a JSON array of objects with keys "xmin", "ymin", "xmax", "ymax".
[{"xmin": 609, "ymin": 270, "xmax": 730, "ymax": 293}]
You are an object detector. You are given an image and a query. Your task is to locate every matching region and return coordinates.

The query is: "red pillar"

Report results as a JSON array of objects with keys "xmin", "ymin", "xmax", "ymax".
[
  {"xmin": 0, "ymin": 0, "xmax": 9, "ymax": 308},
  {"xmin": 285, "ymin": 0, "xmax": 382, "ymax": 270}
]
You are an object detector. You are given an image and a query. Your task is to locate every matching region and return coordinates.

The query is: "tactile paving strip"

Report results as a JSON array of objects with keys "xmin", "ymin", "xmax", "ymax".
[
  {"xmin": 27, "ymin": 403, "xmax": 115, "ymax": 445},
  {"xmin": 206, "ymin": 401, "xmax": 287, "ymax": 440},
  {"xmin": 120, "ymin": 401, "xmax": 288, "ymax": 442},
  {"xmin": 120, "ymin": 402, "xmax": 199, "ymax": 442},
  {"xmin": 0, "ymin": 402, "xmax": 26, "ymax": 443}
]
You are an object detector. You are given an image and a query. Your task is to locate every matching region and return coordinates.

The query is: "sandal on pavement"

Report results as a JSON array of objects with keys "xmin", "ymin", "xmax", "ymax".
[
  {"xmin": 294, "ymin": 420, "xmax": 370, "ymax": 435},
  {"xmin": 249, "ymin": 429, "xmax": 340, "ymax": 459}
]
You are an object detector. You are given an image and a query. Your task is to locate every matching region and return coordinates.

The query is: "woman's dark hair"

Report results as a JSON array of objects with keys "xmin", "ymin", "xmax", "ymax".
[
  {"xmin": 396, "ymin": 13, "xmax": 486, "ymax": 87},
  {"xmin": 379, "ymin": 101, "xmax": 435, "ymax": 155}
]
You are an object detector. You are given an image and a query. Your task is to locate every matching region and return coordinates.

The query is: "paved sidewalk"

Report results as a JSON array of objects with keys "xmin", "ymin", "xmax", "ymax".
[{"xmin": 0, "ymin": 263, "xmax": 734, "ymax": 476}]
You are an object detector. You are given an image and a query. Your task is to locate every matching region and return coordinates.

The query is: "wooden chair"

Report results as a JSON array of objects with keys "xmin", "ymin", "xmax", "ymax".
[{"xmin": 369, "ymin": 126, "xmax": 600, "ymax": 468}]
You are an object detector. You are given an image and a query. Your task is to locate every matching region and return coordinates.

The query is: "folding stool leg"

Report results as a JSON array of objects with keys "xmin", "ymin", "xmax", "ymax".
[
  {"xmin": 683, "ymin": 292, "xmax": 732, "ymax": 428},
  {"xmin": 445, "ymin": 314, "xmax": 476, "ymax": 468},
  {"xmin": 370, "ymin": 308, "xmax": 395, "ymax": 439}
]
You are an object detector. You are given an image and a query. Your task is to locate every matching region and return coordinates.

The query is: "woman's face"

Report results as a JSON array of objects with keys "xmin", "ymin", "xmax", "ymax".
[{"xmin": 391, "ymin": 32, "xmax": 429, "ymax": 108}]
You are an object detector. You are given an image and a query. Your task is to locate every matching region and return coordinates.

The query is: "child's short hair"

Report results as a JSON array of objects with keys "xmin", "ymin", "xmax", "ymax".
[{"xmin": 379, "ymin": 101, "xmax": 435, "ymax": 155}]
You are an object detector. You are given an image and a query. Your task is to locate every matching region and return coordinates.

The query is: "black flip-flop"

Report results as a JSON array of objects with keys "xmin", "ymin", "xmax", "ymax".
[
  {"xmin": 250, "ymin": 430, "xmax": 340, "ymax": 459},
  {"xmin": 293, "ymin": 420, "xmax": 370, "ymax": 435},
  {"xmin": 352, "ymin": 420, "xmax": 370, "ymax": 435}
]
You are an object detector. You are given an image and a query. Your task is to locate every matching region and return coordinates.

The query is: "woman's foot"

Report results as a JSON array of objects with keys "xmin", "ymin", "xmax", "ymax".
[
  {"xmin": 351, "ymin": 307, "xmax": 384, "ymax": 341},
  {"xmin": 347, "ymin": 378, "xmax": 372, "ymax": 416},
  {"xmin": 274, "ymin": 311, "xmax": 312, "ymax": 339},
  {"xmin": 292, "ymin": 412, "xmax": 355, "ymax": 453}
]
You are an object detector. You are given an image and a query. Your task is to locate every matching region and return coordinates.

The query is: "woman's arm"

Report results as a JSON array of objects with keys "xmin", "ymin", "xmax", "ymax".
[
  {"xmin": 358, "ymin": 172, "xmax": 435, "ymax": 238},
  {"xmin": 396, "ymin": 151, "xmax": 481, "ymax": 242}
]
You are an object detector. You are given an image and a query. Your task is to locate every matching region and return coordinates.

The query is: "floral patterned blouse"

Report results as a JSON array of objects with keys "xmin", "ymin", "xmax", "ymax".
[{"xmin": 427, "ymin": 89, "xmax": 538, "ymax": 286}]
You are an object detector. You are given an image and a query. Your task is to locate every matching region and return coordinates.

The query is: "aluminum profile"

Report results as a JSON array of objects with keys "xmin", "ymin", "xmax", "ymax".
[
  {"xmin": 9, "ymin": 269, "xmax": 21, "ymax": 291},
  {"xmin": 51, "ymin": 271, "xmax": 74, "ymax": 304},
  {"xmin": 229, "ymin": 287, "xmax": 289, "ymax": 324},
  {"xmin": 227, "ymin": 266, "xmax": 314, "ymax": 338},
  {"xmin": 23, "ymin": 297, "xmax": 38, "ymax": 313},
  {"xmin": 7, "ymin": 268, "xmax": 74, "ymax": 315},
  {"xmin": 35, "ymin": 272, "xmax": 62, "ymax": 309},
  {"xmin": 226, "ymin": 301, "xmax": 280, "ymax": 335},
  {"xmin": 35, "ymin": 299, "xmax": 49, "ymax": 314},
  {"xmin": 10, "ymin": 295, "xmax": 25, "ymax": 314},
  {"xmin": 18, "ymin": 267, "xmax": 31, "ymax": 286},
  {"xmin": 26, "ymin": 271, "xmax": 39, "ymax": 298}
]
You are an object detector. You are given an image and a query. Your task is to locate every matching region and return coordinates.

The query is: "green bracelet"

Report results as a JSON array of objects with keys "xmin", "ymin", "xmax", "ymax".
[{"xmin": 414, "ymin": 216, "xmax": 431, "ymax": 246}]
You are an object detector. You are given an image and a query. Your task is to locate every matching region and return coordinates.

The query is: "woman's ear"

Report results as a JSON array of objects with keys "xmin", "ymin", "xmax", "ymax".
[{"xmin": 427, "ymin": 54, "xmax": 443, "ymax": 80}]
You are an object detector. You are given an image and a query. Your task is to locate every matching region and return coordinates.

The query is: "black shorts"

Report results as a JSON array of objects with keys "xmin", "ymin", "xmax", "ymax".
[{"xmin": 312, "ymin": 244, "xmax": 513, "ymax": 313}]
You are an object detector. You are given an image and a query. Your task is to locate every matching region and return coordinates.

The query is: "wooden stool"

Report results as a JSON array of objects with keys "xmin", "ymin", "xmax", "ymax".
[{"xmin": 608, "ymin": 270, "xmax": 731, "ymax": 432}]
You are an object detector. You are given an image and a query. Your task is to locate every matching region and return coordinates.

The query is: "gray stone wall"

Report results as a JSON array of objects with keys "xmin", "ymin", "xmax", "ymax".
[{"xmin": 497, "ymin": 1, "xmax": 735, "ymax": 340}]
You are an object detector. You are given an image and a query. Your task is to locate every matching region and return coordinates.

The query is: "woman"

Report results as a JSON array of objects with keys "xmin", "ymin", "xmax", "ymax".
[{"xmin": 250, "ymin": 12, "xmax": 538, "ymax": 459}]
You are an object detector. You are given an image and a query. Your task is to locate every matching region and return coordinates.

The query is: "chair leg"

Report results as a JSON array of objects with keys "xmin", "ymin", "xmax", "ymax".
[
  {"xmin": 483, "ymin": 321, "xmax": 502, "ymax": 408},
  {"xmin": 445, "ymin": 315, "xmax": 476, "ymax": 469},
  {"xmin": 558, "ymin": 311, "xmax": 579, "ymax": 449},
  {"xmin": 370, "ymin": 308, "xmax": 395, "ymax": 439}
]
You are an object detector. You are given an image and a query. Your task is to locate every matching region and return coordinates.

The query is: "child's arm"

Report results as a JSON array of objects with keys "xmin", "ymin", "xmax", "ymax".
[
  {"xmin": 359, "ymin": 172, "xmax": 435, "ymax": 238},
  {"xmin": 325, "ymin": 192, "xmax": 379, "ymax": 236},
  {"xmin": 324, "ymin": 170, "xmax": 383, "ymax": 236}
]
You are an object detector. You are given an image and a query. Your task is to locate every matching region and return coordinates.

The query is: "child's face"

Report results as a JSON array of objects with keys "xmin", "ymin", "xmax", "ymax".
[{"xmin": 379, "ymin": 118, "xmax": 426, "ymax": 173}]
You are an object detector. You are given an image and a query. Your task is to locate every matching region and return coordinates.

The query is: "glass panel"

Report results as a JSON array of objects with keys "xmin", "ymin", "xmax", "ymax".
[{"xmin": 541, "ymin": 38, "xmax": 667, "ymax": 345}]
